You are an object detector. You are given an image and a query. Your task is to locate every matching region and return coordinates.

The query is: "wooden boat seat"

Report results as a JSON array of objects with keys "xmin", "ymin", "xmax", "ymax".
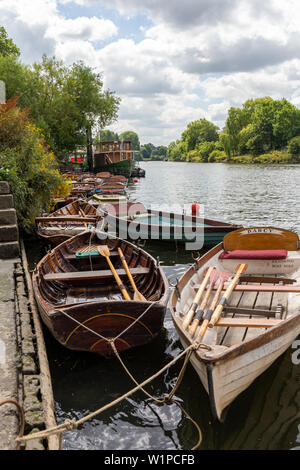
[
  {"xmin": 64, "ymin": 250, "xmax": 119, "ymax": 260},
  {"xmin": 216, "ymin": 317, "xmax": 282, "ymax": 328},
  {"xmin": 44, "ymin": 266, "xmax": 150, "ymax": 282}
]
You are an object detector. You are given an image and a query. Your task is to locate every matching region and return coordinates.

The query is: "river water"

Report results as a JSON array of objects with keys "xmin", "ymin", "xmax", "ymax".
[{"xmin": 28, "ymin": 162, "xmax": 300, "ymax": 450}]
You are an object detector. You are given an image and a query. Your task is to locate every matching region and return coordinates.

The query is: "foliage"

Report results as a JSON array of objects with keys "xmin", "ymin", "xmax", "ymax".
[
  {"xmin": 0, "ymin": 98, "xmax": 70, "ymax": 228},
  {"xmin": 208, "ymin": 149, "xmax": 226, "ymax": 162},
  {"xmin": 288, "ymin": 136, "xmax": 300, "ymax": 155},
  {"xmin": 0, "ymin": 55, "xmax": 120, "ymax": 168},
  {"xmin": 167, "ymin": 140, "xmax": 188, "ymax": 161},
  {"xmin": 181, "ymin": 118, "xmax": 219, "ymax": 151},
  {"xmin": 94, "ymin": 129, "xmax": 119, "ymax": 144},
  {"xmin": 119, "ymin": 130, "xmax": 140, "ymax": 150},
  {"xmin": 0, "ymin": 26, "xmax": 20, "ymax": 57},
  {"xmin": 223, "ymin": 97, "xmax": 300, "ymax": 157}
]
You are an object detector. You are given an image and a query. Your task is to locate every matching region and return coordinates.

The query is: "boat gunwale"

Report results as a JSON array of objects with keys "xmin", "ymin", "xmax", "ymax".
[{"xmin": 32, "ymin": 229, "xmax": 170, "ymax": 314}]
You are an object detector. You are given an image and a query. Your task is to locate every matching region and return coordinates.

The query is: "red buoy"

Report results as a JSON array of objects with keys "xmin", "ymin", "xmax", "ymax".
[
  {"xmin": 191, "ymin": 201, "xmax": 200, "ymax": 216},
  {"xmin": 134, "ymin": 178, "xmax": 138, "ymax": 183}
]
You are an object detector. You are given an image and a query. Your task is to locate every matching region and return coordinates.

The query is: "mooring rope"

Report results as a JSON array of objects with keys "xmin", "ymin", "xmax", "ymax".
[
  {"xmin": 13, "ymin": 276, "xmax": 205, "ymax": 450},
  {"xmin": 15, "ymin": 340, "xmax": 204, "ymax": 449}
]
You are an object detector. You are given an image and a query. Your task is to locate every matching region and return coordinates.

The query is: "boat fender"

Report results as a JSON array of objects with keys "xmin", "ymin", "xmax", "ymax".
[{"xmin": 191, "ymin": 201, "xmax": 200, "ymax": 216}]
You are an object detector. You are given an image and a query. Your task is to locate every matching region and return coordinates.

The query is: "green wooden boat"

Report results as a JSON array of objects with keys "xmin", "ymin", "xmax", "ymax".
[{"xmin": 99, "ymin": 202, "xmax": 243, "ymax": 247}]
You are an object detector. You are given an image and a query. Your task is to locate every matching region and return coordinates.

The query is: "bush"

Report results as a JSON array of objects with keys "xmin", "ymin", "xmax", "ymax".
[
  {"xmin": 0, "ymin": 98, "xmax": 71, "ymax": 228},
  {"xmin": 288, "ymin": 136, "xmax": 300, "ymax": 155},
  {"xmin": 208, "ymin": 149, "xmax": 226, "ymax": 162}
]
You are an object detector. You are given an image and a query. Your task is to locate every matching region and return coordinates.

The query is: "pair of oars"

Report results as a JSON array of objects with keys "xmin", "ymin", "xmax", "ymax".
[
  {"xmin": 182, "ymin": 263, "xmax": 248, "ymax": 343},
  {"xmin": 97, "ymin": 245, "xmax": 146, "ymax": 301}
]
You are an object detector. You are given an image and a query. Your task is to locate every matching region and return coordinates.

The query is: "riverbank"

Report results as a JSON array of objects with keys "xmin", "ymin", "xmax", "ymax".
[
  {"xmin": 0, "ymin": 181, "xmax": 58, "ymax": 450},
  {"xmin": 140, "ymin": 150, "xmax": 300, "ymax": 164}
]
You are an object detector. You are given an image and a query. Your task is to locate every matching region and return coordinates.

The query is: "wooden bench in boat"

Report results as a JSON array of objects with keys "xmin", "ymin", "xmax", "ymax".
[
  {"xmin": 192, "ymin": 283, "xmax": 300, "ymax": 293},
  {"xmin": 216, "ymin": 317, "xmax": 282, "ymax": 328},
  {"xmin": 44, "ymin": 266, "xmax": 150, "ymax": 282},
  {"xmin": 64, "ymin": 250, "xmax": 119, "ymax": 260},
  {"xmin": 36, "ymin": 216, "xmax": 97, "ymax": 223}
]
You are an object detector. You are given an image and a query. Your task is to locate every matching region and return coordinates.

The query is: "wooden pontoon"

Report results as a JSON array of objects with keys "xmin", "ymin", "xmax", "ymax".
[
  {"xmin": 98, "ymin": 201, "xmax": 242, "ymax": 246},
  {"xmin": 32, "ymin": 230, "xmax": 169, "ymax": 355},
  {"xmin": 36, "ymin": 199, "xmax": 103, "ymax": 246},
  {"xmin": 169, "ymin": 227, "xmax": 300, "ymax": 421}
]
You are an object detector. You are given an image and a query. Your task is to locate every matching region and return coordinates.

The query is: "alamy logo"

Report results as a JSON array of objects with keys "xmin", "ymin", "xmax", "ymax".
[
  {"xmin": 291, "ymin": 340, "xmax": 300, "ymax": 365},
  {"xmin": 96, "ymin": 202, "xmax": 205, "ymax": 250}
]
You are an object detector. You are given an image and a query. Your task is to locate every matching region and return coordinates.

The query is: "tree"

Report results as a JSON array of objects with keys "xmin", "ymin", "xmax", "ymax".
[
  {"xmin": 140, "ymin": 143, "xmax": 155, "ymax": 159},
  {"xmin": 181, "ymin": 118, "xmax": 219, "ymax": 151},
  {"xmin": 94, "ymin": 129, "xmax": 119, "ymax": 143},
  {"xmin": 0, "ymin": 26, "xmax": 20, "ymax": 57},
  {"xmin": 0, "ymin": 55, "xmax": 121, "ymax": 168},
  {"xmin": 167, "ymin": 140, "xmax": 188, "ymax": 161},
  {"xmin": 119, "ymin": 130, "xmax": 140, "ymax": 150}
]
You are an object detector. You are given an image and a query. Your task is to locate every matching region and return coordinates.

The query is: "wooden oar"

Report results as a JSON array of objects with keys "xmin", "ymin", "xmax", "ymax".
[
  {"xmin": 182, "ymin": 266, "xmax": 215, "ymax": 330},
  {"xmin": 190, "ymin": 269, "xmax": 231, "ymax": 338},
  {"xmin": 79, "ymin": 208, "xmax": 88, "ymax": 228},
  {"xmin": 117, "ymin": 247, "xmax": 146, "ymax": 301},
  {"xmin": 97, "ymin": 245, "xmax": 131, "ymax": 301},
  {"xmin": 208, "ymin": 263, "xmax": 248, "ymax": 328}
]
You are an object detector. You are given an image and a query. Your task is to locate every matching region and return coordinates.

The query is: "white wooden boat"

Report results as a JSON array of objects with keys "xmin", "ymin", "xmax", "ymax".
[{"xmin": 169, "ymin": 227, "xmax": 300, "ymax": 421}]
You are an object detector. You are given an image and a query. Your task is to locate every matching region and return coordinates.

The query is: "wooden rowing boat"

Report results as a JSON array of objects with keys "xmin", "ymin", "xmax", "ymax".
[
  {"xmin": 169, "ymin": 226, "xmax": 300, "ymax": 421},
  {"xmin": 99, "ymin": 201, "xmax": 242, "ymax": 246},
  {"xmin": 32, "ymin": 230, "xmax": 169, "ymax": 355},
  {"xmin": 36, "ymin": 199, "xmax": 104, "ymax": 246}
]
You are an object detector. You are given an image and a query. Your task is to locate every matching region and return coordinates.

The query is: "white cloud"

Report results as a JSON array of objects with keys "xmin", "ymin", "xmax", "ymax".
[
  {"xmin": 46, "ymin": 16, "xmax": 117, "ymax": 42},
  {"xmin": 1, "ymin": 0, "xmax": 300, "ymax": 145}
]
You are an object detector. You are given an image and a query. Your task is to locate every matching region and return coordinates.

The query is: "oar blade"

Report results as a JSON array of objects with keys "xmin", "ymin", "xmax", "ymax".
[
  {"xmin": 133, "ymin": 290, "xmax": 147, "ymax": 302},
  {"xmin": 97, "ymin": 244, "xmax": 110, "ymax": 257}
]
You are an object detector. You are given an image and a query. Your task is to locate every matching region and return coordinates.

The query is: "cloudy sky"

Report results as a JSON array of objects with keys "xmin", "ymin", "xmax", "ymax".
[{"xmin": 1, "ymin": 0, "xmax": 300, "ymax": 145}]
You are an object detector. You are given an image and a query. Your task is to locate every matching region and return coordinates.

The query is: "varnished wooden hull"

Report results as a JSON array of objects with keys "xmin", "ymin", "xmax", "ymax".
[
  {"xmin": 169, "ymin": 237, "xmax": 300, "ymax": 421},
  {"xmin": 36, "ymin": 199, "xmax": 102, "ymax": 246},
  {"xmin": 32, "ymin": 230, "xmax": 169, "ymax": 356},
  {"xmin": 36, "ymin": 299, "xmax": 166, "ymax": 355}
]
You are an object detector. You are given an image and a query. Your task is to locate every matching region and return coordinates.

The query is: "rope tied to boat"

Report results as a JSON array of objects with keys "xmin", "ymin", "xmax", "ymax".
[{"xmin": 14, "ymin": 339, "xmax": 204, "ymax": 450}]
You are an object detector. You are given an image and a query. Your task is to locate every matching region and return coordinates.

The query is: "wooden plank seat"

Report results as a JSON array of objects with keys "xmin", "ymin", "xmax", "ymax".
[
  {"xmin": 216, "ymin": 317, "xmax": 282, "ymax": 328},
  {"xmin": 44, "ymin": 266, "xmax": 150, "ymax": 282},
  {"xmin": 36, "ymin": 216, "xmax": 97, "ymax": 223},
  {"xmin": 192, "ymin": 283, "xmax": 300, "ymax": 293},
  {"xmin": 64, "ymin": 250, "xmax": 119, "ymax": 260}
]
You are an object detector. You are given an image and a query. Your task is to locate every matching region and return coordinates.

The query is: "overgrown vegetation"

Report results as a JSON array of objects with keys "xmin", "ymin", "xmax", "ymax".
[{"xmin": 0, "ymin": 98, "xmax": 71, "ymax": 228}]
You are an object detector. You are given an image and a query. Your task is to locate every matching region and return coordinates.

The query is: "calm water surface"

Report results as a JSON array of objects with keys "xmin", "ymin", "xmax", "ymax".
[{"xmin": 32, "ymin": 162, "xmax": 300, "ymax": 450}]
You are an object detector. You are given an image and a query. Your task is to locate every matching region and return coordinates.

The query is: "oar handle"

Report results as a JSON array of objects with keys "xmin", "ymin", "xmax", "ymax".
[
  {"xmin": 105, "ymin": 255, "xmax": 131, "ymax": 301},
  {"xmin": 189, "ymin": 281, "xmax": 214, "ymax": 336},
  {"xmin": 117, "ymin": 247, "xmax": 136, "ymax": 290},
  {"xmin": 208, "ymin": 263, "xmax": 247, "ymax": 328},
  {"xmin": 182, "ymin": 266, "xmax": 215, "ymax": 330}
]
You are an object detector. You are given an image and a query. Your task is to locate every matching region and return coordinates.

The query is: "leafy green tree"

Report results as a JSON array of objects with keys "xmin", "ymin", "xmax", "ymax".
[
  {"xmin": 181, "ymin": 118, "xmax": 219, "ymax": 151},
  {"xmin": 140, "ymin": 143, "xmax": 155, "ymax": 159},
  {"xmin": 168, "ymin": 140, "xmax": 188, "ymax": 161},
  {"xmin": 119, "ymin": 130, "xmax": 140, "ymax": 150},
  {"xmin": 0, "ymin": 55, "xmax": 120, "ymax": 169},
  {"xmin": 94, "ymin": 129, "xmax": 119, "ymax": 143},
  {"xmin": 0, "ymin": 26, "xmax": 20, "ymax": 57}
]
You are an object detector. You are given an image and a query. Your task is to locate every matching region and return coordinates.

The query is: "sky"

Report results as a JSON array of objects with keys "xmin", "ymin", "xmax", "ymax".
[{"xmin": 1, "ymin": 0, "xmax": 300, "ymax": 146}]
